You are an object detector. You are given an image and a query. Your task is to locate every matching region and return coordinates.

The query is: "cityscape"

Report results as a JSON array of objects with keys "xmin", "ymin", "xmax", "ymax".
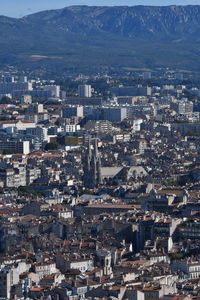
[{"xmin": 1, "ymin": 2, "xmax": 200, "ymax": 300}]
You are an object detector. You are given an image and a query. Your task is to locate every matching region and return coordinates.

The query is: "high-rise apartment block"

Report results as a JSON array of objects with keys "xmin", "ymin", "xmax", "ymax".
[
  {"xmin": 78, "ymin": 84, "xmax": 92, "ymax": 98},
  {"xmin": 62, "ymin": 106, "xmax": 84, "ymax": 118}
]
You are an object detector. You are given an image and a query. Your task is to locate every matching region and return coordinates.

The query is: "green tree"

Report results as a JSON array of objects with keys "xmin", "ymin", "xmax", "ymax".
[
  {"xmin": 44, "ymin": 142, "xmax": 59, "ymax": 151},
  {"xmin": 0, "ymin": 96, "xmax": 13, "ymax": 104}
]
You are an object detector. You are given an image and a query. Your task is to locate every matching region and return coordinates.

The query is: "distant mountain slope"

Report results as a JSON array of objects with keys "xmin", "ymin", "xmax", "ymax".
[{"xmin": 1, "ymin": 5, "xmax": 200, "ymax": 72}]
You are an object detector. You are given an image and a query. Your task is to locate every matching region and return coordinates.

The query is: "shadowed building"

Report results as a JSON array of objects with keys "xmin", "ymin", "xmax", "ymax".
[{"xmin": 83, "ymin": 139, "xmax": 102, "ymax": 189}]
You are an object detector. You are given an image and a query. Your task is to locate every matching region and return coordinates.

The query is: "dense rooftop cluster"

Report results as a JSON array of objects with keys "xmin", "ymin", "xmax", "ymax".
[{"xmin": 0, "ymin": 70, "xmax": 200, "ymax": 299}]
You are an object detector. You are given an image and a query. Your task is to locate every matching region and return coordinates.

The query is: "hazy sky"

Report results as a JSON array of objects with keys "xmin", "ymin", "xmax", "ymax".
[{"xmin": 1, "ymin": 0, "xmax": 200, "ymax": 18}]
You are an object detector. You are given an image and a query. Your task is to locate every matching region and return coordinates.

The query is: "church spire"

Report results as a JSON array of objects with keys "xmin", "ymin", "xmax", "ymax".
[{"xmin": 83, "ymin": 138, "xmax": 102, "ymax": 189}]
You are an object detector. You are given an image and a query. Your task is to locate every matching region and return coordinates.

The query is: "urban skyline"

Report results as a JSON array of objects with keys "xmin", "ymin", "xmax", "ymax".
[{"xmin": 1, "ymin": 1, "xmax": 200, "ymax": 298}]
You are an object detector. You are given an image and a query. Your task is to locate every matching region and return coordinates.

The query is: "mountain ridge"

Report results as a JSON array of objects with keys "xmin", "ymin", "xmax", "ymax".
[{"xmin": 1, "ymin": 5, "xmax": 200, "ymax": 73}]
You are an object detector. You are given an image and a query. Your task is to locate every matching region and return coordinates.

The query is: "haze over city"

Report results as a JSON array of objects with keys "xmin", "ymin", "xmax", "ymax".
[{"xmin": 1, "ymin": 0, "xmax": 200, "ymax": 17}]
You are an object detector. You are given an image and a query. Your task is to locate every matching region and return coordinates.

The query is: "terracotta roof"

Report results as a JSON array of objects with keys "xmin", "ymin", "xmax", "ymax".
[
  {"xmin": 31, "ymin": 288, "xmax": 45, "ymax": 292},
  {"xmin": 87, "ymin": 204, "xmax": 135, "ymax": 209}
]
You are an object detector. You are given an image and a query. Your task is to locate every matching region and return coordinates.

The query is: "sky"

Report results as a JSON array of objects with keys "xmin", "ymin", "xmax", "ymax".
[{"xmin": 1, "ymin": 0, "xmax": 200, "ymax": 18}]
